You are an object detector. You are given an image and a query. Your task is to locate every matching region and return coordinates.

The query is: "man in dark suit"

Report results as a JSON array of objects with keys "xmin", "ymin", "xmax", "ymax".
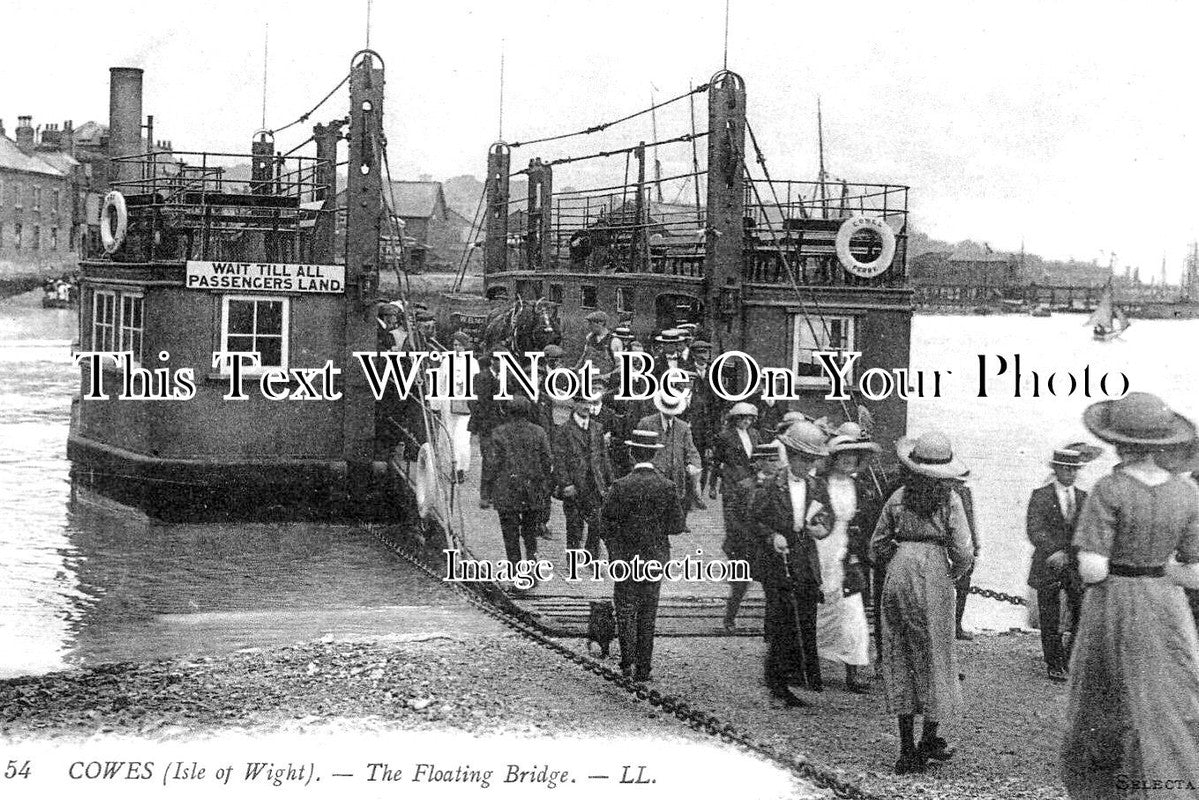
[
  {"xmin": 754, "ymin": 420, "xmax": 831, "ymax": 706},
  {"xmin": 723, "ymin": 442, "xmax": 780, "ymax": 631},
  {"xmin": 637, "ymin": 390, "xmax": 702, "ymax": 516},
  {"xmin": 1026, "ymin": 445, "xmax": 1091, "ymax": 682},
  {"xmin": 469, "ymin": 355, "xmax": 507, "ymax": 509},
  {"xmin": 683, "ymin": 340, "xmax": 718, "ymax": 502},
  {"xmin": 552, "ymin": 390, "xmax": 614, "ymax": 558},
  {"xmin": 600, "ymin": 429, "xmax": 686, "ymax": 681},
  {"xmin": 490, "ymin": 396, "xmax": 553, "ymax": 571}
]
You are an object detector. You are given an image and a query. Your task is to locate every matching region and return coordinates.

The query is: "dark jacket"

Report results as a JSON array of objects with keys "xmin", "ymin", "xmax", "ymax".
[
  {"xmin": 636, "ymin": 412, "xmax": 701, "ymax": 503},
  {"xmin": 1026, "ymin": 482, "xmax": 1086, "ymax": 590},
  {"xmin": 712, "ymin": 426, "xmax": 761, "ymax": 491},
  {"xmin": 490, "ymin": 417, "xmax": 554, "ymax": 514},
  {"xmin": 600, "ymin": 465, "xmax": 686, "ymax": 563},
  {"xmin": 723, "ymin": 473, "xmax": 768, "ymax": 578},
  {"xmin": 753, "ymin": 472, "xmax": 829, "ymax": 597},
  {"xmin": 552, "ymin": 415, "xmax": 614, "ymax": 501},
  {"xmin": 468, "ymin": 368, "xmax": 506, "ymax": 436}
]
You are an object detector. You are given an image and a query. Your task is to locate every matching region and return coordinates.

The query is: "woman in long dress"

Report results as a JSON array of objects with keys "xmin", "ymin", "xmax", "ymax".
[
  {"xmin": 1062, "ymin": 392, "xmax": 1199, "ymax": 799},
  {"xmin": 870, "ymin": 431, "xmax": 975, "ymax": 774},
  {"xmin": 430, "ymin": 331, "xmax": 474, "ymax": 483},
  {"xmin": 816, "ymin": 422, "xmax": 877, "ymax": 693}
]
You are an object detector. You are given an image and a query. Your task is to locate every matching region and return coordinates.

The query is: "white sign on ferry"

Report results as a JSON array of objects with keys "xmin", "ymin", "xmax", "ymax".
[{"xmin": 185, "ymin": 261, "xmax": 345, "ymax": 294}]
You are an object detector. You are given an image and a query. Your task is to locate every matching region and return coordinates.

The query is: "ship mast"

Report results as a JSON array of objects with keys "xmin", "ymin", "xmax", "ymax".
[
  {"xmin": 817, "ymin": 97, "xmax": 828, "ymax": 220},
  {"xmin": 650, "ymin": 87, "xmax": 663, "ymax": 203}
]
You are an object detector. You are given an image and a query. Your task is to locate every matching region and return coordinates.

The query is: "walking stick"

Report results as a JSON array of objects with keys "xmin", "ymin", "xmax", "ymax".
[{"xmin": 780, "ymin": 549, "xmax": 814, "ymax": 683}]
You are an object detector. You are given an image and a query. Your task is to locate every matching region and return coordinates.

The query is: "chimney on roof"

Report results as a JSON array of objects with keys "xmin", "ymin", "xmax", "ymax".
[
  {"xmin": 40, "ymin": 123, "xmax": 62, "ymax": 149},
  {"xmin": 15, "ymin": 115, "xmax": 35, "ymax": 152}
]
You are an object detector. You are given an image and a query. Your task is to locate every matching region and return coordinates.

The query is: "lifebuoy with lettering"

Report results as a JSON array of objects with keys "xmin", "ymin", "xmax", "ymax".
[
  {"xmin": 835, "ymin": 216, "xmax": 895, "ymax": 278},
  {"xmin": 100, "ymin": 191, "xmax": 128, "ymax": 255}
]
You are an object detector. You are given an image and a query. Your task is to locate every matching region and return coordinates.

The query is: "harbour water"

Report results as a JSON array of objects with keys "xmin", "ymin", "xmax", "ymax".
[{"xmin": 1, "ymin": 290, "xmax": 1193, "ymax": 677}]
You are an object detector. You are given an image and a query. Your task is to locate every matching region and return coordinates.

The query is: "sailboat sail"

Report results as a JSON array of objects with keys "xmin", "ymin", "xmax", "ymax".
[{"xmin": 1088, "ymin": 282, "xmax": 1130, "ymax": 339}]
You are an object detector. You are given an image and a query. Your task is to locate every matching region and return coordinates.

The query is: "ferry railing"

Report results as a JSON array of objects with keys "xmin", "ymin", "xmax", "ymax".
[{"xmin": 103, "ymin": 151, "xmax": 332, "ymax": 263}]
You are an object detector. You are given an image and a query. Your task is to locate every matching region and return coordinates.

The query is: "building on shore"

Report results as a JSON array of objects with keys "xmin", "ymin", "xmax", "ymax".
[
  {"xmin": 336, "ymin": 179, "xmax": 476, "ymax": 272},
  {"xmin": 0, "ymin": 117, "xmax": 84, "ymax": 287}
]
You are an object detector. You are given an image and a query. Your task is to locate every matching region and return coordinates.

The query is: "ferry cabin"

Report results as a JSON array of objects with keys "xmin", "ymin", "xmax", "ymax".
[
  {"xmin": 69, "ymin": 59, "xmax": 394, "ymax": 519},
  {"xmin": 480, "ymin": 71, "xmax": 913, "ymax": 463}
]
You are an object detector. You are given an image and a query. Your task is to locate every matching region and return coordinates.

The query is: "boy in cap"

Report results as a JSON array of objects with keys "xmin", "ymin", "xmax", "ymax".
[
  {"xmin": 600, "ymin": 429, "xmax": 686, "ymax": 681},
  {"xmin": 1025, "ymin": 443, "xmax": 1097, "ymax": 681},
  {"xmin": 577, "ymin": 310, "xmax": 623, "ymax": 380}
]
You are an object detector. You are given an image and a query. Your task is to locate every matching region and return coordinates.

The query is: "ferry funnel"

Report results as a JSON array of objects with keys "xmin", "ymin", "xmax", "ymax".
[{"xmin": 108, "ymin": 67, "xmax": 144, "ymax": 186}]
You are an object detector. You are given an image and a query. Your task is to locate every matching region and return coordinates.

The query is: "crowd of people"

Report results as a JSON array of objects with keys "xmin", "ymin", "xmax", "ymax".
[{"xmin": 375, "ymin": 300, "xmax": 1199, "ymax": 788}]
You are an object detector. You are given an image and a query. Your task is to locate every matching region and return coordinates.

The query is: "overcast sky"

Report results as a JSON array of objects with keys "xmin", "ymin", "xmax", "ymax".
[{"xmin": 6, "ymin": 0, "xmax": 1197, "ymax": 279}]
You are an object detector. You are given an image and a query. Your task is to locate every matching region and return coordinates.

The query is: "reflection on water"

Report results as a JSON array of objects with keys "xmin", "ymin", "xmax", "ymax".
[
  {"xmin": 0, "ymin": 291, "xmax": 471, "ymax": 678},
  {"xmin": 3, "ymin": 289, "xmax": 1196, "ymax": 676}
]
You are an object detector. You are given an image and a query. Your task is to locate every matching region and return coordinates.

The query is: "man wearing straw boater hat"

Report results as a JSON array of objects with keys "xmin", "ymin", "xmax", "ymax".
[
  {"xmin": 1025, "ymin": 442, "xmax": 1100, "ymax": 682},
  {"xmin": 637, "ymin": 387, "xmax": 703, "ymax": 518},
  {"xmin": 600, "ymin": 429, "xmax": 686, "ymax": 682},
  {"xmin": 754, "ymin": 420, "xmax": 832, "ymax": 705}
]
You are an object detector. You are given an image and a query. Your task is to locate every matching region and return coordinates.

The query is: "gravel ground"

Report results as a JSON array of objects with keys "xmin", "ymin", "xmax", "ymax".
[
  {"xmin": 648, "ymin": 629, "xmax": 1068, "ymax": 800},
  {"xmin": 0, "ymin": 623, "xmax": 1066, "ymax": 799}
]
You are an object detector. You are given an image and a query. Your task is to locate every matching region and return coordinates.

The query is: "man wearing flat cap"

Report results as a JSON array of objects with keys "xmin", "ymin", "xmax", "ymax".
[
  {"xmin": 577, "ymin": 310, "xmax": 623, "ymax": 381},
  {"xmin": 754, "ymin": 421, "xmax": 833, "ymax": 704},
  {"xmin": 552, "ymin": 387, "xmax": 614, "ymax": 558},
  {"xmin": 600, "ymin": 429, "xmax": 686, "ymax": 682},
  {"xmin": 1025, "ymin": 443, "xmax": 1098, "ymax": 681}
]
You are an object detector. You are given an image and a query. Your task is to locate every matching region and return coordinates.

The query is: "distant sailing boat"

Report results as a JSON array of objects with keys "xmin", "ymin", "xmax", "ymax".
[{"xmin": 1087, "ymin": 281, "xmax": 1130, "ymax": 341}]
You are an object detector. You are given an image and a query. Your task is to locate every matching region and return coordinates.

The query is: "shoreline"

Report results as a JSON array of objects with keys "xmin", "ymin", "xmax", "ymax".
[{"xmin": 0, "ymin": 628, "xmax": 1066, "ymax": 799}]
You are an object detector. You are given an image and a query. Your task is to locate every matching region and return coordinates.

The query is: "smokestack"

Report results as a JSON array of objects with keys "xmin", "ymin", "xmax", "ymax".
[{"xmin": 108, "ymin": 66, "xmax": 144, "ymax": 186}]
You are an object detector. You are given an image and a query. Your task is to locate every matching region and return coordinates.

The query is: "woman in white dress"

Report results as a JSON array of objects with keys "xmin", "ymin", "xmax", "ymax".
[
  {"xmin": 430, "ymin": 331, "xmax": 474, "ymax": 483},
  {"xmin": 815, "ymin": 422, "xmax": 877, "ymax": 693}
]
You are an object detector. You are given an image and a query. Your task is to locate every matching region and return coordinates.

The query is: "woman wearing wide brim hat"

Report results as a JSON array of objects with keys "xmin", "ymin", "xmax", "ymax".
[
  {"xmin": 1062, "ymin": 392, "xmax": 1199, "ymax": 799},
  {"xmin": 869, "ymin": 431, "xmax": 975, "ymax": 773},
  {"xmin": 812, "ymin": 420, "xmax": 880, "ymax": 694},
  {"xmin": 712, "ymin": 401, "xmax": 762, "ymax": 565}
]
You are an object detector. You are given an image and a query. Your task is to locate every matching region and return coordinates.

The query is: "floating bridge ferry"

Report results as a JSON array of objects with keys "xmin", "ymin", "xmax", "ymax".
[{"xmin": 479, "ymin": 70, "xmax": 913, "ymax": 463}]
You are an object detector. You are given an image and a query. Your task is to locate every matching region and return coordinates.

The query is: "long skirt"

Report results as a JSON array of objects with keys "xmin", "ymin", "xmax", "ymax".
[
  {"xmin": 878, "ymin": 541, "xmax": 960, "ymax": 718},
  {"xmin": 1061, "ymin": 576, "xmax": 1199, "ymax": 799},
  {"xmin": 449, "ymin": 412, "xmax": 471, "ymax": 473},
  {"xmin": 815, "ymin": 527, "xmax": 870, "ymax": 665}
]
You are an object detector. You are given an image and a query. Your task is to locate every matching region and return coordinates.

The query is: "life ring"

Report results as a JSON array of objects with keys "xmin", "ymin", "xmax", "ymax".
[
  {"xmin": 100, "ymin": 191, "xmax": 128, "ymax": 255},
  {"xmin": 835, "ymin": 216, "xmax": 895, "ymax": 278},
  {"xmin": 414, "ymin": 443, "xmax": 440, "ymax": 520}
]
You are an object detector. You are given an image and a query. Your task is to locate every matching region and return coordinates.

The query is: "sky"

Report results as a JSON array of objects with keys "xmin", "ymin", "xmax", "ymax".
[{"xmin": 4, "ymin": 0, "xmax": 1198, "ymax": 279}]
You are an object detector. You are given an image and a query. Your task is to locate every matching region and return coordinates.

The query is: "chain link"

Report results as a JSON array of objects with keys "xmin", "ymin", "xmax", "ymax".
[
  {"xmin": 369, "ymin": 524, "xmax": 886, "ymax": 800},
  {"xmin": 968, "ymin": 585, "xmax": 1029, "ymax": 606}
]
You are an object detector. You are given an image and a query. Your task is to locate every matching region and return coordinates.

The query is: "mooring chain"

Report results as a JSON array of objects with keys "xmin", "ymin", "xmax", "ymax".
[
  {"xmin": 968, "ymin": 586, "xmax": 1028, "ymax": 606},
  {"xmin": 368, "ymin": 527, "xmax": 885, "ymax": 800}
]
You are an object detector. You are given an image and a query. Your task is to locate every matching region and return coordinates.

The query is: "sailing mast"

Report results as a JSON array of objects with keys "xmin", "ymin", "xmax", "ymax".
[
  {"xmin": 650, "ymin": 87, "xmax": 663, "ymax": 204},
  {"xmin": 817, "ymin": 97, "xmax": 828, "ymax": 219}
]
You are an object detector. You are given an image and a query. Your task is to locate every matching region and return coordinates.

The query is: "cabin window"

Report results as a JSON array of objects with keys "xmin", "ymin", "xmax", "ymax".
[
  {"xmin": 792, "ymin": 313, "xmax": 856, "ymax": 387},
  {"xmin": 580, "ymin": 284, "xmax": 598, "ymax": 309},
  {"xmin": 119, "ymin": 293, "xmax": 144, "ymax": 363},
  {"xmin": 616, "ymin": 286, "xmax": 634, "ymax": 315},
  {"xmin": 548, "ymin": 283, "xmax": 564, "ymax": 304},
  {"xmin": 92, "ymin": 290, "xmax": 117, "ymax": 351},
  {"xmin": 220, "ymin": 295, "xmax": 289, "ymax": 372}
]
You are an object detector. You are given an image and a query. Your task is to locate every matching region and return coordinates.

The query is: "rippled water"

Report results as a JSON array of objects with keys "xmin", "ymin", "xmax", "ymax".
[
  {"xmin": 0, "ymin": 292, "xmax": 476, "ymax": 678},
  {"xmin": 2, "ymin": 290, "xmax": 1194, "ymax": 675}
]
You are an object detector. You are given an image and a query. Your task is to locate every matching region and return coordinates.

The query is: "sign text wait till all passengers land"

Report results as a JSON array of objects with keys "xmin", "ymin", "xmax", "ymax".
[{"xmin": 184, "ymin": 261, "xmax": 345, "ymax": 293}]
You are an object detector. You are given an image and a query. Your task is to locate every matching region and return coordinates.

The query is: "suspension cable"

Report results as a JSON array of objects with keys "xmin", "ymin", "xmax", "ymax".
[
  {"xmin": 263, "ymin": 72, "xmax": 351, "ymax": 137},
  {"xmin": 507, "ymin": 82, "xmax": 710, "ymax": 149},
  {"xmin": 513, "ymin": 131, "xmax": 709, "ymax": 173}
]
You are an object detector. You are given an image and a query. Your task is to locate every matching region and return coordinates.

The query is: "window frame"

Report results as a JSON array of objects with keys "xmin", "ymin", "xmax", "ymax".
[
  {"xmin": 791, "ymin": 313, "xmax": 857, "ymax": 388},
  {"xmin": 616, "ymin": 286, "xmax": 634, "ymax": 315},
  {"xmin": 580, "ymin": 284, "xmax": 598, "ymax": 310},
  {"xmin": 117, "ymin": 291, "xmax": 145, "ymax": 364},
  {"xmin": 91, "ymin": 289, "xmax": 117, "ymax": 352},
  {"xmin": 548, "ymin": 283, "xmax": 564, "ymax": 304},
  {"xmin": 219, "ymin": 294, "xmax": 290, "ymax": 374}
]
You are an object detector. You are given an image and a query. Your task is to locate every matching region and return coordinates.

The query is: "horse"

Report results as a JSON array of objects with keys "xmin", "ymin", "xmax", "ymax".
[{"xmin": 481, "ymin": 296, "xmax": 562, "ymax": 356}]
